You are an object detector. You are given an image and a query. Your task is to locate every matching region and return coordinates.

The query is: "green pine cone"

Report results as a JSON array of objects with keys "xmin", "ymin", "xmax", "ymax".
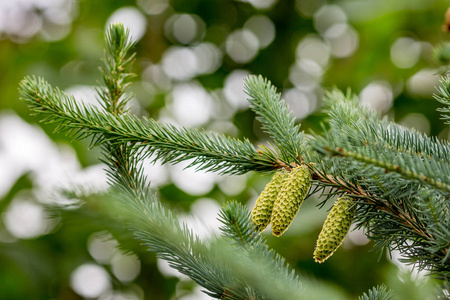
[
  {"xmin": 251, "ymin": 170, "xmax": 289, "ymax": 232},
  {"xmin": 271, "ymin": 165, "xmax": 311, "ymax": 237},
  {"xmin": 313, "ymin": 196, "xmax": 356, "ymax": 263}
]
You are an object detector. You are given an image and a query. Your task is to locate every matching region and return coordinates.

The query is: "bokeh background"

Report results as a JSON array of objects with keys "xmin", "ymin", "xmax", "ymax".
[{"xmin": 0, "ymin": 0, "xmax": 449, "ymax": 299}]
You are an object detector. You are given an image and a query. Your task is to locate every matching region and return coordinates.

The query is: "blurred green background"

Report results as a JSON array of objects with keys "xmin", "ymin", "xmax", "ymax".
[{"xmin": 0, "ymin": 0, "xmax": 448, "ymax": 299}]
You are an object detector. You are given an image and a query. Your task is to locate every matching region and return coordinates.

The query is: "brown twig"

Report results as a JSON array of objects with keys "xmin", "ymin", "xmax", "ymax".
[{"xmin": 308, "ymin": 165, "xmax": 433, "ymax": 240}]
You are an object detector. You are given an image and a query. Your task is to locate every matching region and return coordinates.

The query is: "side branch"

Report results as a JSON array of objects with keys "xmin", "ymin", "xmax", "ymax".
[
  {"xmin": 19, "ymin": 76, "xmax": 278, "ymax": 175},
  {"xmin": 244, "ymin": 75, "xmax": 305, "ymax": 165},
  {"xmin": 321, "ymin": 146, "xmax": 450, "ymax": 193},
  {"xmin": 309, "ymin": 165, "xmax": 432, "ymax": 240}
]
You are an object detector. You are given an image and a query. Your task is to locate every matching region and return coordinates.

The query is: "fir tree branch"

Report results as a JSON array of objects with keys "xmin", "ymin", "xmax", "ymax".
[
  {"xmin": 311, "ymin": 157, "xmax": 450, "ymax": 279},
  {"xmin": 90, "ymin": 24, "xmax": 260, "ymax": 299},
  {"xmin": 73, "ymin": 23, "xmax": 306, "ymax": 300},
  {"xmin": 19, "ymin": 76, "xmax": 278, "ymax": 175},
  {"xmin": 324, "ymin": 89, "xmax": 450, "ymax": 168},
  {"xmin": 98, "ymin": 22, "xmax": 136, "ymax": 115},
  {"xmin": 244, "ymin": 75, "xmax": 305, "ymax": 165},
  {"xmin": 19, "ymin": 21, "xmax": 450, "ymax": 295},
  {"xmin": 317, "ymin": 145, "xmax": 450, "ymax": 193},
  {"xmin": 309, "ymin": 163, "xmax": 432, "ymax": 239},
  {"xmin": 22, "ymin": 24, "xmax": 313, "ymax": 299},
  {"xmin": 96, "ymin": 23, "xmax": 148, "ymax": 205},
  {"xmin": 309, "ymin": 91, "xmax": 450, "ymax": 281},
  {"xmin": 19, "ymin": 27, "xmax": 307, "ymax": 297}
]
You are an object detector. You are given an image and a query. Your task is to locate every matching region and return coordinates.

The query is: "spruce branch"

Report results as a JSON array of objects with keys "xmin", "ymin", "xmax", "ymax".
[
  {"xmin": 317, "ymin": 145, "xmax": 450, "ymax": 193},
  {"xmin": 324, "ymin": 89, "xmax": 450, "ymax": 165},
  {"xmin": 94, "ymin": 23, "xmax": 148, "ymax": 206},
  {"xmin": 80, "ymin": 23, "xmax": 280, "ymax": 300},
  {"xmin": 70, "ymin": 23, "xmax": 306, "ymax": 300},
  {"xmin": 244, "ymin": 75, "xmax": 305, "ymax": 165},
  {"xmin": 309, "ymin": 91, "xmax": 450, "ymax": 282},
  {"xmin": 18, "ymin": 21, "xmax": 450, "ymax": 296},
  {"xmin": 310, "ymin": 162, "xmax": 433, "ymax": 244},
  {"xmin": 19, "ymin": 76, "xmax": 278, "ymax": 175},
  {"xmin": 98, "ymin": 23, "xmax": 136, "ymax": 115},
  {"xmin": 21, "ymin": 23, "xmax": 315, "ymax": 300}
]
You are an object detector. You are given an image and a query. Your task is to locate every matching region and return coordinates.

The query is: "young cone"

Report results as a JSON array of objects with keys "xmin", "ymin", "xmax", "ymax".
[
  {"xmin": 314, "ymin": 196, "xmax": 356, "ymax": 263},
  {"xmin": 271, "ymin": 165, "xmax": 311, "ymax": 237},
  {"xmin": 251, "ymin": 170, "xmax": 288, "ymax": 232}
]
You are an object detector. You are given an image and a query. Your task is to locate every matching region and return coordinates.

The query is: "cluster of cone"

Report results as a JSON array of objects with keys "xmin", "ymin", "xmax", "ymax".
[
  {"xmin": 251, "ymin": 166, "xmax": 356, "ymax": 263},
  {"xmin": 251, "ymin": 165, "xmax": 311, "ymax": 237}
]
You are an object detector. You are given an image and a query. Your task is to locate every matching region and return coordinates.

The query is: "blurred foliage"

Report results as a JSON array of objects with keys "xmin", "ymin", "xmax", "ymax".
[{"xmin": 1, "ymin": 0, "xmax": 449, "ymax": 299}]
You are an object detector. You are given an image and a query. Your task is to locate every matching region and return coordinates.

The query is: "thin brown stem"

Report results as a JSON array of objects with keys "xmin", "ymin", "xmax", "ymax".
[{"xmin": 308, "ymin": 166, "xmax": 433, "ymax": 240}]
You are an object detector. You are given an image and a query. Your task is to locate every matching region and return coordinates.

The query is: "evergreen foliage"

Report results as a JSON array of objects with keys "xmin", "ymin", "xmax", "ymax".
[
  {"xmin": 19, "ymin": 23, "xmax": 450, "ymax": 298},
  {"xmin": 311, "ymin": 89, "xmax": 450, "ymax": 281},
  {"xmin": 19, "ymin": 76, "xmax": 276, "ymax": 175},
  {"xmin": 244, "ymin": 76, "xmax": 305, "ymax": 165}
]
